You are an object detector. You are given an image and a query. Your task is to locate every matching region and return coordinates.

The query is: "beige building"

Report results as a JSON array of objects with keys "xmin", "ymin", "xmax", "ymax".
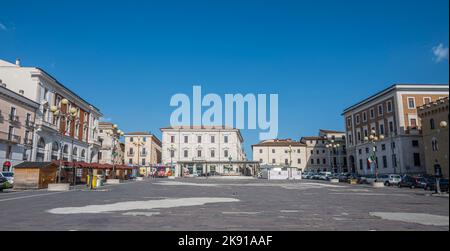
[
  {"xmin": 343, "ymin": 84, "xmax": 449, "ymax": 176},
  {"xmin": 124, "ymin": 132, "xmax": 162, "ymax": 167},
  {"xmin": 418, "ymin": 97, "xmax": 449, "ymax": 179},
  {"xmin": 98, "ymin": 122, "xmax": 124, "ymax": 166},
  {"xmin": 161, "ymin": 126, "xmax": 249, "ymax": 177},
  {"xmin": 252, "ymin": 139, "xmax": 307, "ymax": 171},
  {"xmin": 301, "ymin": 129, "xmax": 347, "ymax": 173},
  {"xmin": 0, "ymin": 85, "xmax": 39, "ymax": 170}
]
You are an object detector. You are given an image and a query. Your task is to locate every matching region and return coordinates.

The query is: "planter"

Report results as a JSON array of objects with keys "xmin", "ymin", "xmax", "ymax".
[
  {"xmin": 330, "ymin": 179, "xmax": 339, "ymax": 183},
  {"xmin": 348, "ymin": 179, "xmax": 358, "ymax": 185},
  {"xmin": 372, "ymin": 182, "xmax": 385, "ymax": 188},
  {"xmin": 47, "ymin": 183, "xmax": 70, "ymax": 191},
  {"xmin": 106, "ymin": 179, "xmax": 121, "ymax": 185}
]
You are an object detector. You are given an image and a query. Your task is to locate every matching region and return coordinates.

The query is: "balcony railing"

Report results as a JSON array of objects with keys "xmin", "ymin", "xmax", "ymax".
[
  {"xmin": 23, "ymin": 138, "xmax": 33, "ymax": 146},
  {"xmin": 140, "ymin": 152, "xmax": 148, "ymax": 157},
  {"xmin": 25, "ymin": 119, "xmax": 35, "ymax": 128},
  {"xmin": 0, "ymin": 131, "xmax": 21, "ymax": 144},
  {"xmin": 9, "ymin": 114, "xmax": 20, "ymax": 124},
  {"xmin": 127, "ymin": 152, "xmax": 135, "ymax": 157}
]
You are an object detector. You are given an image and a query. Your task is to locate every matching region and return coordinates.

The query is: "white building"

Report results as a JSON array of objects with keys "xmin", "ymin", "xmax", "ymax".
[
  {"xmin": 98, "ymin": 122, "xmax": 124, "ymax": 165},
  {"xmin": 252, "ymin": 139, "xmax": 308, "ymax": 172},
  {"xmin": 160, "ymin": 126, "xmax": 248, "ymax": 177},
  {"xmin": 343, "ymin": 84, "xmax": 449, "ymax": 176},
  {"xmin": 0, "ymin": 59, "xmax": 102, "ymax": 165}
]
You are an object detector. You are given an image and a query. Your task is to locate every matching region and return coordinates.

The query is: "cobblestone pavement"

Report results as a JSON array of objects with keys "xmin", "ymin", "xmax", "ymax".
[{"xmin": 0, "ymin": 178, "xmax": 448, "ymax": 231}]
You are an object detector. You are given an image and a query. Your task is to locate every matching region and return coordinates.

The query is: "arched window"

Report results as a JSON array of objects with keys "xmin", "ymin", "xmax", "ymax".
[
  {"xmin": 52, "ymin": 142, "xmax": 59, "ymax": 151},
  {"xmin": 63, "ymin": 145, "xmax": 69, "ymax": 154},
  {"xmin": 81, "ymin": 149, "xmax": 86, "ymax": 158},
  {"xmin": 73, "ymin": 147, "xmax": 78, "ymax": 156},
  {"xmin": 37, "ymin": 138, "xmax": 46, "ymax": 149},
  {"xmin": 432, "ymin": 138, "xmax": 439, "ymax": 152},
  {"xmin": 430, "ymin": 119, "xmax": 436, "ymax": 130}
]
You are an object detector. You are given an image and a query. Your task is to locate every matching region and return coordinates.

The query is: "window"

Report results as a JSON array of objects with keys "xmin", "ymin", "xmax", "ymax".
[
  {"xmin": 323, "ymin": 159, "xmax": 326, "ymax": 164},
  {"xmin": 310, "ymin": 150, "xmax": 313, "ymax": 154},
  {"xmin": 381, "ymin": 144, "xmax": 386, "ymax": 151},
  {"xmin": 142, "ymin": 159, "xmax": 146, "ymax": 165},
  {"xmin": 430, "ymin": 119, "xmax": 436, "ymax": 130},
  {"xmin": 224, "ymin": 150, "xmax": 229, "ymax": 158},
  {"xmin": 357, "ymin": 131, "xmax": 361, "ymax": 142},
  {"xmin": 272, "ymin": 149, "xmax": 276, "ymax": 154},
  {"xmin": 358, "ymin": 149, "xmax": 362, "ymax": 154},
  {"xmin": 197, "ymin": 150, "xmax": 202, "ymax": 158},
  {"xmin": 171, "ymin": 136, "xmax": 175, "ymax": 143},
  {"xmin": 184, "ymin": 150, "xmax": 188, "ymax": 158},
  {"xmin": 359, "ymin": 159, "xmax": 363, "ymax": 170},
  {"xmin": 387, "ymin": 101, "xmax": 393, "ymax": 112},
  {"xmin": 211, "ymin": 150, "xmax": 215, "ymax": 158},
  {"xmin": 197, "ymin": 136, "xmax": 202, "ymax": 143},
  {"xmin": 260, "ymin": 159, "xmax": 263, "ymax": 163},
  {"xmin": 347, "ymin": 117, "xmax": 352, "ymax": 128},
  {"xmin": 410, "ymin": 118, "xmax": 417, "ymax": 128},
  {"xmin": 285, "ymin": 159, "xmax": 289, "ymax": 165},
  {"xmin": 211, "ymin": 136, "xmax": 215, "ymax": 143},
  {"xmin": 364, "ymin": 129, "xmax": 368, "ymax": 137},
  {"xmin": 298, "ymin": 159, "xmax": 301, "ymax": 164},
  {"xmin": 423, "ymin": 97, "xmax": 431, "ymax": 104},
  {"xmin": 382, "ymin": 156, "xmax": 387, "ymax": 168},
  {"xmin": 389, "ymin": 121, "xmax": 394, "ymax": 133},
  {"xmin": 224, "ymin": 136, "xmax": 229, "ymax": 143},
  {"xmin": 316, "ymin": 150, "xmax": 320, "ymax": 154},
  {"xmin": 184, "ymin": 136, "xmax": 189, "ymax": 143},
  {"xmin": 413, "ymin": 153, "xmax": 421, "ymax": 167},
  {"xmin": 356, "ymin": 115, "xmax": 360, "ymax": 124},
  {"xmin": 272, "ymin": 159, "xmax": 276, "ymax": 164},
  {"xmin": 129, "ymin": 159, "xmax": 133, "ymax": 164},
  {"xmin": 392, "ymin": 154, "xmax": 397, "ymax": 167},
  {"xmin": 311, "ymin": 159, "xmax": 314, "ymax": 164},
  {"xmin": 379, "ymin": 124, "xmax": 385, "ymax": 135},
  {"xmin": 407, "ymin": 97, "xmax": 415, "ymax": 109},
  {"xmin": 297, "ymin": 149, "xmax": 301, "ymax": 153},
  {"xmin": 412, "ymin": 140, "xmax": 419, "ymax": 147},
  {"xmin": 142, "ymin": 137, "xmax": 147, "ymax": 142},
  {"xmin": 129, "ymin": 148, "xmax": 134, "ymax": 154},
  {"xmin": 370, "ymin": 109, "xmax": 375, "ymax": 119},
  {"xmin": 365, "ymin": 148, "xmax": 369, "ymax": 154},
  {"xmin": 378, "ymin": 105, "xmax": 383, "ymax": 116},
  {"xmin": 391, "ymin": 142, "xmax": 396, "ymax": 149},
  {"xmin": 259, "ymin": 149, "xmax": 263, "ymax": 154},
  {"xmin": 362, "ymin": 112, "xmax": 367, "ymax": 122},
  {"xmin": 432, "ymin": 138, "xmax": 439, "ymax": 151},
  {"xmin": 170, "ymin": 150, "xmax": 175, "ymax": 158}
]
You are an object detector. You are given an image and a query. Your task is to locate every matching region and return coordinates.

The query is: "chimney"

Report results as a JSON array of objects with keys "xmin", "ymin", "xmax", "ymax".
[{"xmin": 15, "ymin": 58, "xmax": 21, "ymax": 66}]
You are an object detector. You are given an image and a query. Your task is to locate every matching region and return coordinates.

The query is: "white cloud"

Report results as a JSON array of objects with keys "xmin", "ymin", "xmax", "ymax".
[
  {"xmin": 0, "ymin": 22, "xmax": 7, "ymax": 31},
  {"xmin": 433, "ymin": 43, "xmax": 449, "ymax": 62}
]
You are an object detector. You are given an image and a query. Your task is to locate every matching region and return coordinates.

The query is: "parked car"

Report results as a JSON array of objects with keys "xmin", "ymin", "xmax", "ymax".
[
  {"xmin": 398, "ymin": 175, "xmax": 420, "ymax": 189},
  {"xmin": 374, "ymin": 174, "xmax": 402, "ymax": 186},
  {"xmin": 0, "ymin": 173, "xmax": 7, "ymax": 192},
  {"xmin": 1, "ymin": 172, "xmax": 14, "ymax": 185},
  {"xmin": 417, "ymin": 177, "xmax": 449, "ymax": 192},
  {"xmin": 318, "ymin": 172, "xmax": 332, "ymax": 180},
  {"xmin": 302, "ymin": 172, "xmax": 314, "ymax": 179}
]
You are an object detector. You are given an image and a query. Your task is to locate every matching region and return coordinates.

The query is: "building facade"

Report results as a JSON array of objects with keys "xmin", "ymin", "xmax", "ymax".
[
  {"xmin": 343, "ymin": 84, "xmax": 449, "ymax": 176},
  {"xmin": 301, "ymin": 130, "xmax": 347, "ymax": 173},
  {"xmin": 418, "ymin": 97, "xmax": 449, "ymax": 179},
  {"xmin": 161, "ymin": 126, "xmax": 247, "ymax": 177},
  {"xmin": 0, "ymin": 59, "xmax": 102, "ymax": 165},
  {"xmin": 252, "ymin": 139, "xmax": 307, "ymax": 171},
  {"xmin": 98, "ymin": 122, "xmax": 124, "ymax": 165},
  {"xmin": 0, "ymin": 85, "xmax": 39, "ymax": 171},
  {"xmin": 124, "ymin": 132, "xmax": 162, "ymax": 167}
]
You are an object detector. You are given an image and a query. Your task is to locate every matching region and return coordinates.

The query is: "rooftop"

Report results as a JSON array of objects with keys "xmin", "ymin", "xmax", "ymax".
[{"xmin": 252, "ymin": 139, "xmax": 306, "ymax": 148}]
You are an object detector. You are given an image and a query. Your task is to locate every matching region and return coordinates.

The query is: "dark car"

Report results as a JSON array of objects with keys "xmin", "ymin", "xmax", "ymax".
[
  {"xmin": 0, "ymin": 176, "xmax": 7, "ymax": 192},
  {"xmin": 419, "ymin": 178, "xmax": 449, "ymax": 192},
  {"xmin": 398, "ymin": 175, "xmax": 420, "ymax": 189}
]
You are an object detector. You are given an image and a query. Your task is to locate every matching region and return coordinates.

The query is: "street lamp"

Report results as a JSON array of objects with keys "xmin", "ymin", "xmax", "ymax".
[
  {"xmin": 169, "ymin": 144, "xmax": 176, "ymax": 177},
  {"xmin": 288, "ymin": 145, "xmax": 293, "ymax": 167},
  {"xmin": 325, "ymin": 137, "xmax": 341, "ymax": 174},
  {"xmin": 434, "ymin": 120, "xmax": 448, "ymax": 194},
  {"xmin": 50, "ymin": 99, "xmax": 78, "ymax": 184},
  {"xmin": 133, "ymin": 137, "xmax": 145, "ymax": 177},
  {"xmin": 228, "ymin": 155, "xmax": 233, "ymax": 174},
  {"xmin": 106, "ymin": 126, "xmax": 123, "ymax": 179},
  {"xmin": 364, "ymin": 129, "xmax": 385, "ymax": 181}
]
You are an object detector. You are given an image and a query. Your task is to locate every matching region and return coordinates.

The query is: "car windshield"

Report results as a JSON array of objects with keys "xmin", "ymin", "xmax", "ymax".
[{"xmin": 2, "ymin": 172, "xmax": 13, "ymax": 177}]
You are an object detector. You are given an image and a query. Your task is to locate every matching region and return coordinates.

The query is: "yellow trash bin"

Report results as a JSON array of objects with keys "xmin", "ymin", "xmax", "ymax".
[{"xmin": 92, "ymin": 175, "xmax": 97, "ymax": 189}]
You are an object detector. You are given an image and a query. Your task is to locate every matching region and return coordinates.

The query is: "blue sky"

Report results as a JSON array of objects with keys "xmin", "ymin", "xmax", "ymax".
[{"xmin": 1, "ymin": 0, "xmax": 449, "ymax": 158}]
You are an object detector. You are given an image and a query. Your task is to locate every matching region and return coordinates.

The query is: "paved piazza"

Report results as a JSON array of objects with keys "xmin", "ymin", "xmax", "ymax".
[{"xmin": 0, "ymin": 178, "xmax": 448, "ymax": 231}]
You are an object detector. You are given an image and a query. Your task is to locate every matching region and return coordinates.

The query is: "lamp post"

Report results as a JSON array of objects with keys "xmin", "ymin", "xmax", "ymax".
[
  {"xmin": 228, "ymin": 155, "xmax": 233, "ymax": 174},
  {"xmin": 325, "ymin": 138, "xmax": 340, "ymax": 174},
  {"xmin": 50, "ymin": 99, "xmax": 78, "ymax": 184},
  {"xmin": 106, "ymin": 124, "xmax": 124, "ymax": 179},
  {"xmin": 288, "ymin": 145, "xmax": 293, "ymax": 167},
  {"xmin": 133, "ymin": 137, "xmax": 145, "ymax": 177},
  {"xmin": 364, "ymin": 130, "xmax": 385, "ymax": 182},
  {"xmin": 169, "ymin": 144, "xmax": 176, "ymax": 177}
]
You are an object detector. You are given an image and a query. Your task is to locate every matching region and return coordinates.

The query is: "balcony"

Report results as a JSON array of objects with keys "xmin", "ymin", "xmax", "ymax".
[
  {"xmin": 140, "ymin": 152, "xmax": 148, "ymax": 157},
  {"xmin": 0, "ymin": 131, "xmax": 21, "ymax": 144},
  {"xmin": 127, "ymin": 152, "xmax": 135, "ymax": 157},
  {"xmin": 25, "ymin": 119, "xmax": 35, "ymax": 128},
  {"xmin": 9, "ymin": 114, "xmax": 20, "ymax": 124},
  {"xmin": 23, "ymin": 138, "xmax": 33, "ymax": 146}
]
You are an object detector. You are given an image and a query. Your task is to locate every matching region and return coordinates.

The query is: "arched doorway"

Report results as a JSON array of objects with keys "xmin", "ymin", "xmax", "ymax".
[{"xmin": 36, "ymin": 137, "xmax": 46, "ymax": 162}]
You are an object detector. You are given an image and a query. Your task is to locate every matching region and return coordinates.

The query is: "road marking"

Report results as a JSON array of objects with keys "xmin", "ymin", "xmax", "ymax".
[
  {"xmin": 48, "ymin": 197, "xmax": 239, "ymax": 214},
  {"xmin": 122, "ymin": 211, "xmax": 160, "ymax": 217},
  {"xmin": 0, "ymin": 191, "xmax": 72, "ymax": 202},
  {"xmin": 280, "ymin": 210, "xmax": 299, "ymax": 213},
  {"xmin": 330, "ymin": 192, "xmax": 410, "ymax": 197},
  {"xmin": 370, "ymin": 212, "xmax": 449, "ymax": 226},
  {"xmin": 222, "ymin": 212, "xmax": 261, "ymax": 215}
]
